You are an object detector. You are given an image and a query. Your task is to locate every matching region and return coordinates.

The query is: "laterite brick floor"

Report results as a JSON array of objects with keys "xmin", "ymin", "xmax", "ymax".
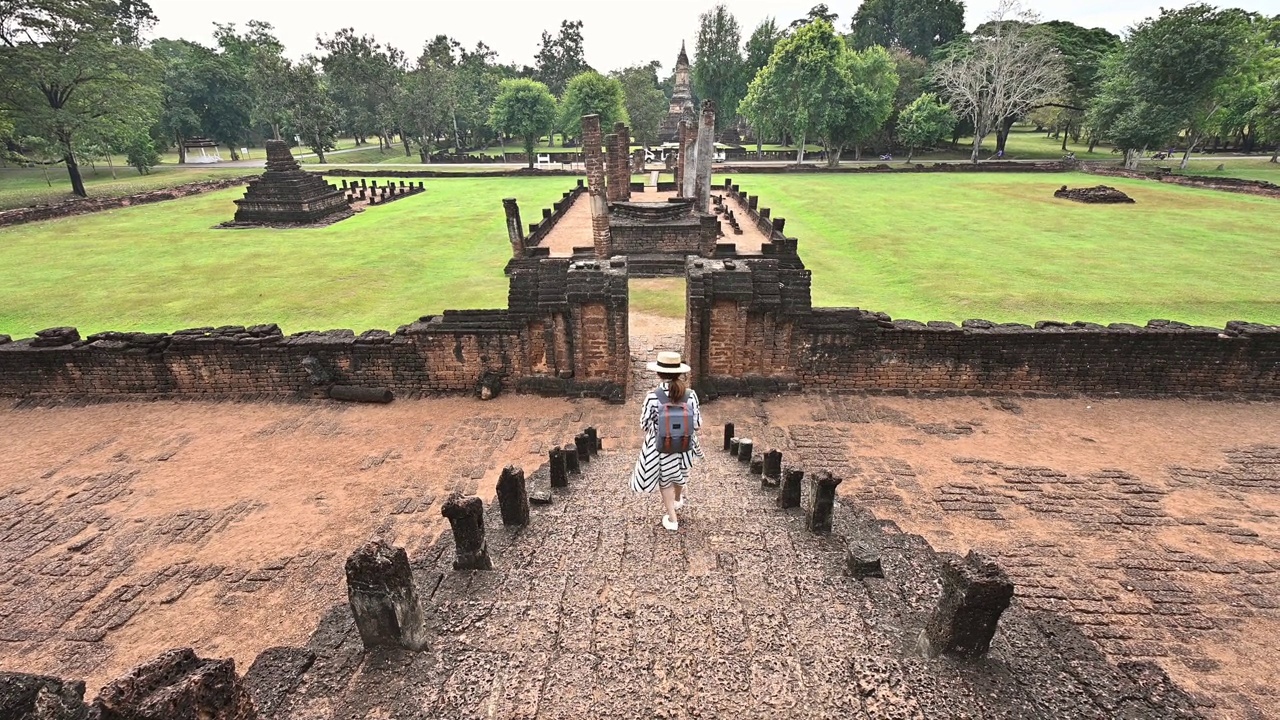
[{"xmin": 0, "ymin": 315, "xmax": 1276, "ymax": 717}]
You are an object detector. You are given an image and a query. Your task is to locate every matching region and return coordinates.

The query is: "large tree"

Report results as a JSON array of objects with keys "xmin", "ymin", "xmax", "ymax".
[
  {"xmin": 742, "ymin": 17, "xmax": 785, "ymax": 155},
  {"xmin": 396, "ymin": 54, "xmax": 451, "ymax": 162},
  {"xmin": 693, "ymin": 4, "xmax": 745, "ymax": 132},
  {"xmin": 489, "ymin": 78, "xmax": 557, "ymax": 168},
  {"xmin": 1085, "ymin": 51, "xmax": 1181, "ymax": 169},
  {"xmin": 824, "ymin": 44, "xmax": 899, "ymax": 164},
  {"xmin": 214, "ymin": 20, "xmax": 291, "ymax": 142},
  {"xmin": 612, "ymin": 63, "xmax": 668, "ymax": 149},
  {"xmin": 1031, "ymin": 21, "xmax": 1120, "ymax": 150},
  {"xmin": 534, "ymin": 20, "xmax": 591, "ymax": 96},
  {"xmin": 284, "ymin": 58, "xmax": 339, "ymax": 163},
  {"xmin": 740, "ymin": 19, "xmax": 874, "ymax": 165},
  {"xmin": 151, "ymin": 38, "xmax": 252, "ymax": 162},
  {"xmin": 849, "ymin": 0, "xmax": 965, "ymax": 57},
  {"xmin": 0, "ymin": 0, "xmax": 162, "ymax": 196},
  {"xmin": 556, "ymin": 71, "xmax": 627, "ymax": 142},
  {"xmin": 317, "ymin": 29, "xmax": 406, "ymax": 151},
  {"xmin": 931, "ymin": 4, "xmax": 1067, "ymax": 163}
]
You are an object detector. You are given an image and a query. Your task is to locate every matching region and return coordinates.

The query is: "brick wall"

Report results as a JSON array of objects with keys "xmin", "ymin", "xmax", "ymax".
[
  {"xmin": 0, "ymin": 259, "xmax": 630, "ymax": 402},
  {"xmin": 686, "ymin": 257, "xmax": 1280, "ymax": 397}
]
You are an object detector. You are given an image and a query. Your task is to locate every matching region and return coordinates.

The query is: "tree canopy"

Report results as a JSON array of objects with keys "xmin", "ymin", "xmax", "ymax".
[
  {"xmin": 849, "ymin": 0, "xmax": 965, "ymax": 57},
  {"xmin": 612, "ymin": 63, "xmax": 668, "ymax": 148},
  {"xmin": 489, "ymin": 78, "xmax": 557, "ymax": 167},
  {"xmin": 693, "ymin": 4, "xmax": 745, "ymax": 131},
  {"xmin": 534, "ymin": 20, "xmax": 591, "ymax": 96},
  {"xmin": 556, "ymin": 71, "xmax": 628, "ymax": 141}
]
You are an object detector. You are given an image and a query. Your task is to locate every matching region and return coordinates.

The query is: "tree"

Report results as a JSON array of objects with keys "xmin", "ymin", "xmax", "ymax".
[
  {"xmin": 317, "ymin": 29, "xmax": 406, "ymax": 151},
  {"xmin": 556, "ymin": 71, "xmax": 627, "ymax": 141},
  {"xmin": 824, "ymin": 44, "xmax": 899, "ymax": 164},
  {"xmin": 693, "ymin": 4, "xmax": 745, "ymax": 131},
  {"xmin": 897, "ymin": 92, "xmax": 956, "ymax": 161},
  {"xmin": 489, "ymin": 78, "xmax": 557, "ymax": 168},
  {"xmin": 789, "ymin": 4, "xmax": 838, "ymax": 30},
  {"xmin": 284, "ymin": 59, "xmax": 339, "ymax": 163},
  {"xmin": 850, "ymin": 0, "xmax": 965, "ymax": 57},
  {"xmin": 742, "ymin": 19, "xmax": 883, "ymax": 165},
  {"xmin": 214, "ymin": 21, "xmax": 291, "ymax": 141},
  {"xmin": 612, "ymin": 63, "xmax": 668, "ymax": 148},
  {"xmin": 0, "ymin": 0, "xmax": 162, "ymax": 197},
  {"xmin": 396, "ymin": 56, "xmax": 450, "ymax": 162},
  {"xmin": 150, "ymin": 38, "xmax": 253, "ymax": 162},
  {"xmin": 534, "ymin": 20, "xmax": 591, "ymax": 96},
  {"xmin": 931, "ymin": 3, "xmax": 1067, "ymax": 163},
  {"xmin": 1031, "ymin": 21, "xmax": 1120, "ymax": 150},
  {"xmin": 1085, "ymin": 52, "xmax": 1181, "ymax": 169},
  {"xmin": 123, "ymin": 128, "xmax": 160, "ymax": 174},
  {"xmin": 742, "ymin": 17, "xmax": 785, "ymax": 155}
]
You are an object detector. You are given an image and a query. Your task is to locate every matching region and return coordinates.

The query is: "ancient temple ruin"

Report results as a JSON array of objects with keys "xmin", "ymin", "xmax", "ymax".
[
  {"xmin": 231, "ymin": 140, "xmax": 352, "ymax": 225},
  {"xmin": 658, "ymin": 42, "xmax": 696, "ymax": 144}
]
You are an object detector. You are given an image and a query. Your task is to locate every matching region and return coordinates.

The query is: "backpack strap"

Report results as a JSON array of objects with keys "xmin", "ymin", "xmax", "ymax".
[{"xmin": 654, "ymin": 387, "xmax": 669, "ymax": 405}]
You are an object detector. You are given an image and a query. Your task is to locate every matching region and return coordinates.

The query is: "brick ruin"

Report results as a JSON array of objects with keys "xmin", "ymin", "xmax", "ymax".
[
  {"xmin": 230, "ymin": 140, "xmax": 352, "ymax": 225},
  {"xmin": 0, "ymin": 258, "xmax": 630, "ymax": 403}
]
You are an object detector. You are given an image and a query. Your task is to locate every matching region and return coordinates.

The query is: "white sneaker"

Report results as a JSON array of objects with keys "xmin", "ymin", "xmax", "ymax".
[
  {"xmin": 673, "ymin": 498, "xmax": 685, "ymax": 511},
  {"xmin": 662, "ymin": 515, "xmax": 679, "ymax": 531}
]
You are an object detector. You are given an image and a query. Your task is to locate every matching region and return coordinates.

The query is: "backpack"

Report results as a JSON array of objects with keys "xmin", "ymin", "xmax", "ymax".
[{"xmin": 654, "ymin": 387, "xmax": 693, "ymax": 454}]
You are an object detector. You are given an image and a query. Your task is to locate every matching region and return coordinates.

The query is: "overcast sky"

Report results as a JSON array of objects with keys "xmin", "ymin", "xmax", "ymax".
[{"xmin": 146, "ymin": 0, "xmax": 1280, "ymax": 72}]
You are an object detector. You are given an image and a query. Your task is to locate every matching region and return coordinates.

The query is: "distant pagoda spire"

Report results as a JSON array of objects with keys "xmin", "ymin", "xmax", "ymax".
[{"xmin": 658, "ymin": 43, "xmax": 696, "ymax": 143}]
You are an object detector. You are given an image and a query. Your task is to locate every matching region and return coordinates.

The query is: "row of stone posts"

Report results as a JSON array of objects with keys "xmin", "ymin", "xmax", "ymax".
[
  {"xmin": 343, "ymin": 426, "xmax": 602, "ymax": 652},
  {"xmin": 722, "ymin": 421, "xmax": 1015, "ymax": 660}
]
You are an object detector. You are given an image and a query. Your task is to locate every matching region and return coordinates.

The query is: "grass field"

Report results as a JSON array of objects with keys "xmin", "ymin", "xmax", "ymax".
[
  {"xmin": 2, "ymin": 172, "xmax": 1276, "ymax": 338},
  {"xmin": 0, "ymin": 166, "xmax": 255, "ymax": 211},
  {"xmin": 0, "ymin": 177, "xmax": 575, "ymax": 337},
  {"xmin": 738, "ymin": 173, "xmax": 1280, "ymax": 326}
]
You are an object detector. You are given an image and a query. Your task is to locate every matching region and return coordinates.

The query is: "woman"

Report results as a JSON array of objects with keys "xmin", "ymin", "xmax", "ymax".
[{"xmin": 630, "ymin": 351, "xmax": 702, "ymax": 531}]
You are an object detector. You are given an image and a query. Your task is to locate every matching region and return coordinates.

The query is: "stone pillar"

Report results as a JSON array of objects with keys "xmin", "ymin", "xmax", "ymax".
[
  {"xmin": 92, "ymin": 648, "xmax": 257, "ymax": 719},
  {"xmin": 777, "ymin": 468, "xmax": 804, "ymax": 508},
  {"xmin": 681, "ymin": 121, "xmax": 698, "ymax": 199},
  {"xmin": 737, "ymin": 438, "xmax": 753, "ymax": 463},
  {"xmin": 632, "ymin": 148, "xmax": 646, "ymax": 175},
  {"xmin": 345, "ymin": 540, "xmax": 428, "ymax": 650},
  {"xmin": 615, "ymin": 123, "xmax": 632, "ymax": 201},
  {"xmin": 805, "ymin": 470, "xmax": 843, "ymax": 533},
  {"xmin": 729, "ymin": 437, "xmax": 741, "ymax": 456},
  {"xmin": 919, "ymin": 551, "xmax": 1015, "ymax": 659},
  {"xmin": 763, "ymin": 450, "xmax": 783, "ymax": 488},
  {"xmin": 496, "ymin": 466, "xmax": 530, "ymax": 526},
  {"xmin": 604, "ymin": 132, "xmax": 620, "ymax": 202},
  {"xmin": 502, "ymin": 198, "xmax": 524, "ymax": 258},
  {"xmin": 693, "ymin": 100, "xmax": 716, "ymax": 213},
  {"xmin": 845, "ymin": 544, "xmax": 885, "ymax": 579},
  {"xmin": 585, "ymin": 427, "xmax": 601, "ymax": 454},
  {"xmin": 564, "ymin": 445, "xmax": 581, "ymax": 474},
  {"xmin": 581, "ymin": 114, "xmax": 611, "ymax": 257},
  {"xmin": 574, "ymin": 433, "xmax": 592, "ymax": 462},
  {"xmin": 723, "ymin": 423, "xmax": 735, "ymax": 451},
  {"xmin": 549, "ymin": 447, "xmax": 568, "ymax": 488},
  {"xmin": 441, "ymin": 492, "xmax": 493, "ymax": 570}
]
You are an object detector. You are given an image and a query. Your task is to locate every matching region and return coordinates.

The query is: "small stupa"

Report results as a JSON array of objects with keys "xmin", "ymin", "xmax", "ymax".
[
  {"xmin": 231, "ymin": 140, "xmax": 351, "ymax": 224},
  {"xmin": 658, "ymin": 42, "xmax": 696, "ymax": 143}
]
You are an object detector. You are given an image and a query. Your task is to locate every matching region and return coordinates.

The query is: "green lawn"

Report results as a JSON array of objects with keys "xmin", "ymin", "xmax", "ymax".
[
  {"xmin": 1156, "ymin": 158, "xmax": 1280, "ymax": 184},
  {"xmin": 0, "ymin": 166, "xmax": 255, "ymax": 211},
  {"xmin": 2, "ymin": 173, "xmax": 1276, "ymax": 338},
  {"xmin": 0, "ymin": 177, "xmax": 576, "ymax": 338},
  {"xmin": 739, "ymin": 172, "xmax": 1280, "ymax": 326}
]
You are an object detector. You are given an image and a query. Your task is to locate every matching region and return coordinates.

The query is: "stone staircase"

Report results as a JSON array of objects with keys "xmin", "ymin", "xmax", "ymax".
[{"xmin": 243, "ymin": 425, "xmax": 1202, "ymax": 718}]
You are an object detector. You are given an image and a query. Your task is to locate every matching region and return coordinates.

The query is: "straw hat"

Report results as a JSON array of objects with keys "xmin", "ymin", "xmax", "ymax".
[{"xmin": 647, "ymin": 351, "xmax": 691, "ymax": 374}]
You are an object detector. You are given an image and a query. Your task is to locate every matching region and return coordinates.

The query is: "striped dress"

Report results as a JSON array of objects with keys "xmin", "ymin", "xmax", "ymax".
[{"xmin": 630, "ymin": 383, "xmax": 703, "ymax": 493}]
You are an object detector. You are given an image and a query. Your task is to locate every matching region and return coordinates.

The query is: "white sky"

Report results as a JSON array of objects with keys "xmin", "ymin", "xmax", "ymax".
[{"xmin": 146, "ymin": 0, "xmax": 1280, "ymax": 73}]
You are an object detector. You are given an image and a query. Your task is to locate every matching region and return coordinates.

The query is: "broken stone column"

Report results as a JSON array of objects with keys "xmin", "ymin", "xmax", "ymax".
[
  {"xmin": 549, "ymin": 447, "xmax": 568, "ymax": 488},
  {"xmin": 574, "ymin": 433, "xmax": 592, "ymax": 463},
  {"xmin": 729, "ymin": 437, "xmax": 741, "ymax": 456},
  {"xmin": 344, "ymin": 540, "xmax": 428, "ymax": 650},
  {"xmin": 845, "ymin": 544, "xmax": 884, "ymax": 579},
  {"xmin": 441, "ymin": 492, "xmax": 493, "ymax": 571},
  {"xmin": 750, "ymin": 455, "xmax": 764, "ymax": 475},
  {"xmin": 919, "ymin": 551, "xmax": 1015, "ymax": 659},
  {"xmin": 737, "ymin": 438, "xmax": 753, "ymax": 463},
  {"xmin": 777, "ymin": 468, "xmax": 804, "ymax": 508},
  {"xmin": 604, "ymin": 132, "xmax": 620, "ymax": 202},
  {"xmin": 581, "ymin": 114, "xmax": 612, "ymax": 257},
  {"xmin": 805, "ymin": 470, "xmax": 843, "ymax": 533},
  {"xmin": 632, "ymin": 148, "xmax": 646, "ymax": 175},
  {"xmin": 585, "ymin": 427, "xmax": 601, "ymax": 454},
  {"xmin": 616, "ymin": 123, "xmax": 632, "ymax": 201},
  {"xmin": 763, "ymin": 450, "xmax": 783, "ymax": 488},
  {"xmin": 693, "ymin": 100, "xmax": 716, "ymax": 213},
  {"xmin": 723, "ymin": 423, "xmax": 735, "ymax": 451},
  {"xmin": 92, "ymin": 648, "xmax": 257, "ymax": 720},
  {"xmin": 496, "ymin": 466, "xmax": 530, "ymax": 526},
  {"xmin": 681, "ymin": 121, "xmax": 698, "ymax": 199},
  {"xmin": 564, "ymin": 445, "xmax": 581, "ymax": 474}
]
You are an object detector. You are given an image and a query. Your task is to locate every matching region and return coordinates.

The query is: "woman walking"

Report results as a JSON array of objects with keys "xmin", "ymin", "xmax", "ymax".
[{"xmin": 631, "ymin": 351, "xmax": 702, "ymax": 531}]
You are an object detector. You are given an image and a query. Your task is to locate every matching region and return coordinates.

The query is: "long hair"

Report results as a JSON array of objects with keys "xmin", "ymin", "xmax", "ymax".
[{"xmin": 658, "ymin": 372, "xmax": 685, "ymax": 402}]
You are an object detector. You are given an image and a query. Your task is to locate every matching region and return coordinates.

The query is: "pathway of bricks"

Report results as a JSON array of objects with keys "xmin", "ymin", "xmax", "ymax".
[{"xmin": 0, "ymin": 315, "xmax": 1276, "ymax": 717}]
